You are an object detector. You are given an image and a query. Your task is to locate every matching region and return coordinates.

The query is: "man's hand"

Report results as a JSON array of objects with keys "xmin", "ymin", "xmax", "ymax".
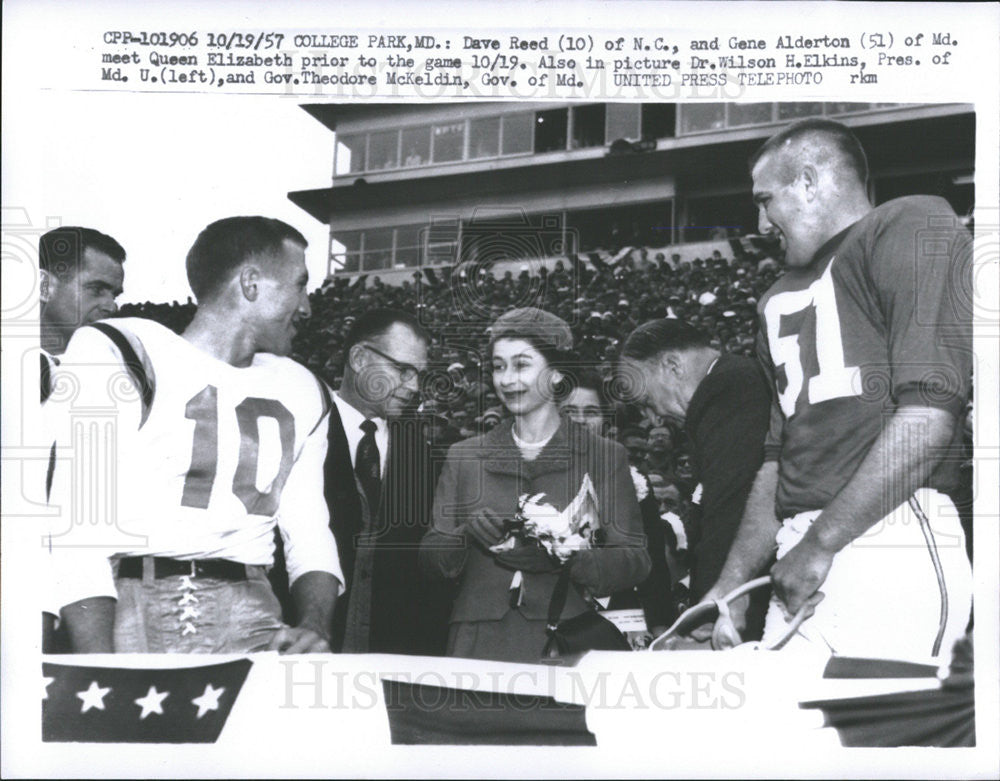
[
  {"xmin": 61, "ymin": 597, "xmax": 116, "ymax": 653},
  {"xmin": 770, "ymin": 531, "xmax": 832, "ymax": 620},
  {"xmin": 688, "ymin": 591, "xmax": 749, "ymax": 643},
  {"xmin": 288, "ymin": 571, "xmax": 338, "ymax": 653},
  {"xmin": 267, "ymin": 624, "xmax": 331, "ymax": 654},
  {"xmin": 465, "ymin": 508, "xmax": 506, "ymax": 550}
]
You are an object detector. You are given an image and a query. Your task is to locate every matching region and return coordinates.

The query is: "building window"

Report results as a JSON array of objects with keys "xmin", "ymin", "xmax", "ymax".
[
  {"xmin": 606, "ymin": 103, "xmax": 641, "ymax": 142},
  {"xmin": 425, "ymin": 217, "xmax": 461, "ymax": 266},
  {"xmin": 501, "ymin": 113, "xmax": 533, "ymax": 155},
  {"xmin": 469, "ymin": 116, "xmax": 501, "ymax": 158},
  {"xmin": 728, "ymin": 103, "xmax": 775, "ymax": 127},
  {"xmin": 825, "ymin": 102, "xmax": 876, "ymax": 116},
  {"xmin": 566, "ymin": 200, "xmax": 674, "ymax": 253},
  {"xmin": 777, "ymin": 102, "xmax": 823, "ymax": 120},
  {"xmin": 337, "ymin": 135, "xmax": 367, "ymax": 174},
  {"xmin": 401, "ymin": 126, "xmax": 431, "ymax": 167},
  {"xmin": 362, "ymin": 228, "xmax": 394, "ymax": 271},
  {"xmin": 534, "ymin": 108, "xmax": 568, "ymax": 153},
  {"xmin": 333, "ymin": 230, "xmax": 363, "ymax": 273},
  {"xmin": 684, "ymin": 193, "xmax": 757, "ymax": 242},
  {"xmin": 641, "ymin": 103, "xmax": 676, "ymax": 139},
  {"xmin": 432, "ymin": 122, "xmax": 465, "ymax": 163},
  {"xmin": 679, "ymin": 103, "xmax": 726, "ymax": 134},
  {"xmin": 394, "ymin": 226, "xmax": 423, "ymax": 268},
  {"xmin": 571, "ymin": 104, "xmax": 606, "ymax": 148},
  {"xmin": 367, "ymin": 130, "xmax": 399, "ymax": 170}
]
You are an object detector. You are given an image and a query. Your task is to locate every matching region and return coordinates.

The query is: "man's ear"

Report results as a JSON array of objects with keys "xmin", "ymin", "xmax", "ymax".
[
  {"xmin": 661, "ymin": 351, "xmax": 683, "ymax": 377},
  {"xmin": 40, "ymin": 269, "xmax": 52, "ymax": 304},
  {"xmin": 347, "ymin": 343, "xmax": 368, "ymax": 373},
  {"xmin": 239, "ymin": 266, "xmax": 260, "ymax": 301},
  {"xmin": 800, "ymin": 164, "xmax": 819, "ymax": 201}
]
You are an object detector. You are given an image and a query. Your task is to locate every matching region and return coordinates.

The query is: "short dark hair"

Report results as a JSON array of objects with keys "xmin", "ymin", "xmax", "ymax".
[
  {"xmin": 39, "ymin": 227, "xmax": 125, "ymax": 280},
  {"xmin": 342, "ymin": 308, "xmax": 431, "ymax": 353},
  {"xmin": 562, "ymin": 366, "xmax": 611, "ymax": 410},
  {"xmin": 622, "ymin": 319, "xmax": 712, "ymax": 362},
  {"xmin": 749, "ymin": 118, "xmax": 868, "ymax": 186},
  {"xmin": 185, "ymin": 216, "xmax": 307, "ymax": 301}
]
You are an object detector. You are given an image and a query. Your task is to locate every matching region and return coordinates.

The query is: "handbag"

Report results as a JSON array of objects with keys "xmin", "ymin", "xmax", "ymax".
[{"xmin": 542, "ymin": 569, "xmax": 631, "ymax": 659}]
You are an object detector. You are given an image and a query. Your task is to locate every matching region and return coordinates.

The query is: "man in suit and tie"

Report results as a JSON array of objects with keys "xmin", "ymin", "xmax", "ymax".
[
  {"xmin": 323, "ymin": 308, "xmax": 452, "ymax": 654},
  {"xmin": 39, "ymin": 226, "xmax": 127, "ymax": 401}
]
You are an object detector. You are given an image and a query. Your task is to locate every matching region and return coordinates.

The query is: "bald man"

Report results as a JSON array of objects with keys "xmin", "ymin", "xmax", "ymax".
[{"xmin": 704, "ymin": 119, "xmax": 972, "ymax": 659}]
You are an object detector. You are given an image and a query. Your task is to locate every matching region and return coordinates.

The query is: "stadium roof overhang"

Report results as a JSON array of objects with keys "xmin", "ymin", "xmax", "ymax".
[
  {"xmin": 289, "ymin": 151, "xmax": 682, "ymax": 223},
  {"xmin": 289, "ymin": 108, "xmax": 975, "ymax": 225},
  {"xmin": 302, "ymin": 103, "xmax": 473, "ymax": 132}
]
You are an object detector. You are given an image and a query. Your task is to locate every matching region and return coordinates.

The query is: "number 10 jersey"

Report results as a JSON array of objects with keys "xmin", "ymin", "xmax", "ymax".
[{"xmin": 46, "ymin": 317, "xmax": 342, "ymax": 609}]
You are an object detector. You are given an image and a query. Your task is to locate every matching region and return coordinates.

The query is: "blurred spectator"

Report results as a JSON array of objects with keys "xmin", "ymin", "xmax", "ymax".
[
  {"xmin": 559, "ymin": 368, "xmax": 612, "ymax": 437},
  {"xmin": 619, "ymin": 427, "xmax": 650, "ymax": 470}
]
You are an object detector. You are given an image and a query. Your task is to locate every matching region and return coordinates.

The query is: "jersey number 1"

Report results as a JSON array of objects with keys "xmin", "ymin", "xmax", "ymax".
[{"xmin": 181, "ymin": 385, "xmax": 295, "ymax": 514}]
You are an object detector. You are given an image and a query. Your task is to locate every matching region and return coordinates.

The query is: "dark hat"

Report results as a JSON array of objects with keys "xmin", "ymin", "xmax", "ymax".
[{"xmin": 489, "ymin": 307, "xmax": 573, "ymax": 352}]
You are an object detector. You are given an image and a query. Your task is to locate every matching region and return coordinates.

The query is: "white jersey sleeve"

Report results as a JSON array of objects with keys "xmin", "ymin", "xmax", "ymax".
[
  {"xmin": 45, "ymin": 325, "xmax": 145, "ymax": 610},
  {"xmin": 276, "ymin": 401, "xmax": 344, "ymax": 593}
]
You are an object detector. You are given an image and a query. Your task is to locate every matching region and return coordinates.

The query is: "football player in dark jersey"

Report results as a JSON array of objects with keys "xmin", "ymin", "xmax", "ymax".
[{"xmin": 703, "ymin": 119, "xmax": 972, "ymax": 658}]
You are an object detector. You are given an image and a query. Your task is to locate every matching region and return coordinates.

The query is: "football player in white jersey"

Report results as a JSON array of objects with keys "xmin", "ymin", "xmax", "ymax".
[{"xmin": 47, "ymin": 216, "xmax": 343, "ymax": 654}]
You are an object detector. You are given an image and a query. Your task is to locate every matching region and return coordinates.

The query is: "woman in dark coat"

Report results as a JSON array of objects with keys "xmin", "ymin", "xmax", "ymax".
[{"xmin": 419, "ymin": 308, "xmax": 650, "ymax": 664}]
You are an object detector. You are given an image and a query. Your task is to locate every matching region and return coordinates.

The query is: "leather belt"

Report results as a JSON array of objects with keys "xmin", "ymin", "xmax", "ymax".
[{"xmin": 117, "ymin": 556, "xmax": 249, "ymax": 581}]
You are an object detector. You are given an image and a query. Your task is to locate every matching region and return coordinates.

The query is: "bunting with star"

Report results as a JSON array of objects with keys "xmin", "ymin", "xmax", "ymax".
[{"xmin": 42, "ymin": 658, "xmax": 252, "ymax": 743}]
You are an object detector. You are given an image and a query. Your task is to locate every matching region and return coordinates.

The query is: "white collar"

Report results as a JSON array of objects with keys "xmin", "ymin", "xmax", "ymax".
[{"xmin": 333, "ymin": 392, "xmax": 386, "ymax": 433}]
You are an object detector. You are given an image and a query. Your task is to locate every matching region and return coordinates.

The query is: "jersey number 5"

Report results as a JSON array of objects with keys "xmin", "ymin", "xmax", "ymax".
[
  {"xmin": 764, "ymin": 259, "xmax": 860, "ymax": 417},
  {"xmin": 181, "ymin": 385, "xmax": 295, "ymax": 514}
]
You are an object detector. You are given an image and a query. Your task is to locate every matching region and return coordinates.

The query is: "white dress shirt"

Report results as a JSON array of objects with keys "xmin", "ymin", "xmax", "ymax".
[{"xmin": 333, "ymin": 392, "xmax": 388, "ymax": 474}]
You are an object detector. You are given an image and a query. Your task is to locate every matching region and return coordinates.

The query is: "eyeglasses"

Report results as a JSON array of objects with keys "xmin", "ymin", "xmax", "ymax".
[{"xmin": 361, "ymin": 343, "xmax": 421, "ymax": 383}]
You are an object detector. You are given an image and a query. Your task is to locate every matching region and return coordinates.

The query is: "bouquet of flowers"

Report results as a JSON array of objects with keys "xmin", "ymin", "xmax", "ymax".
[{"xmin": 490, "ymin": 473, "xmax": 600, "ymax": 564}]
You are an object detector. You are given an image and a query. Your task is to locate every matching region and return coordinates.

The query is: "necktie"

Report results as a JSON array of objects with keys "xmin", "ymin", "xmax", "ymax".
[{"xmin": 355, "ymin": 419, "xmax": 381, "ymax": 513}]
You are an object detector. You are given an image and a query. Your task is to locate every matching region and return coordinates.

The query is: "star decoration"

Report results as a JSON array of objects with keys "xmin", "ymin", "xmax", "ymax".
[
  {"xmin": 191, "ymin": 683, "xmax": 225, "ymax": 719},
  {"xmin": 178, "ymin": 592, "xmax": 199, "ymax": 606},
  {"xmin": 177, "ymin": 575, "xmax": 197, "ymax": 591},
  {"xmin": 179, "ymin": 606, "xmax": 200, "ymax": 621},
  {"xmin": 42, "ymin": 676, "xmax": 54, "ymax": 700},
  {"xmin": 182, "ymin": 622, "xmax": 197, "ymax": 636},
  {"xmin": 76, "ymin": 680, "xmax": 111, "ymax": 713},
  {"xmin": 134, "ymin": 685, "xmax": 170, "ymax": 719}
]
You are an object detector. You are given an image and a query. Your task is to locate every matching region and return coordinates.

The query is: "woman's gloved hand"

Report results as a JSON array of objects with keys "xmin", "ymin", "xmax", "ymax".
[{"xmin": 464, "ymin": 507, "xmax": 506, "ymax": 550}]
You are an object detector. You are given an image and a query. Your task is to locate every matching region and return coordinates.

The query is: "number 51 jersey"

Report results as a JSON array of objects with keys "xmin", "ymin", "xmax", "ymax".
[
  {"xmin": 757, "ymin": 196, "xmax": 972, "ymax": 518},
  {"xmin": 46, "ymin": 317, "xmax": 342, "ymax": 608}
]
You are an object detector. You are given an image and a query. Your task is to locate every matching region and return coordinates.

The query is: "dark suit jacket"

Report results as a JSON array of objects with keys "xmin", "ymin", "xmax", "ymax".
[
  {"xmin": 685, "ymin": 353, "xmax": 771, "ymax": 633},
  {"xmin": 608, "ymin": 483, "xmax": 677, "ymax": 630},
  {"xmin": 419, "ymin": 418, "xmax": 651, "ymax": 624},
  {"xmin": 323, "ymin": 405, "xmax": 452, "ymax": 655}
]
